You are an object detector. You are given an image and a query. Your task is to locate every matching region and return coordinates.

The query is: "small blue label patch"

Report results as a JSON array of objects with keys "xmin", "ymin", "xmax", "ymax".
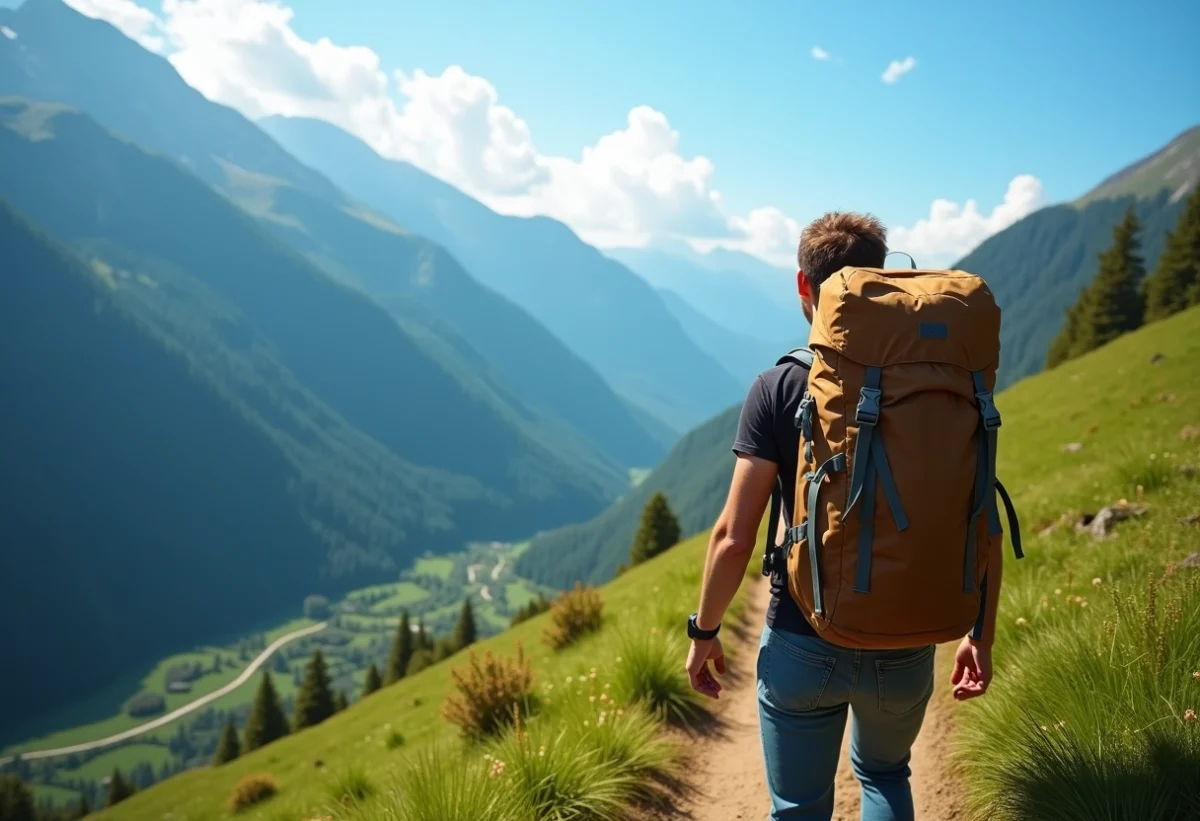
[{"xmin": 919, "ymin": 322, "xmax": 948, "ymax": 340}]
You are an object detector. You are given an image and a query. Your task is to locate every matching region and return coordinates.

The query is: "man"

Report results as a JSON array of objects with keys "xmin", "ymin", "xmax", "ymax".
[{"xmin": 684, "ymin": 212, "xmax": 1004, "ymax": 821}]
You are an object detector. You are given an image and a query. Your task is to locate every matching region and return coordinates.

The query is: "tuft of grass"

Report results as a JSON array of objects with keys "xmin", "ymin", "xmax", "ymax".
[
  {"xmin": 610, "ymin": 630, "xmax": 705, "ymax": 727},
  {"xmin": 441, "ymin": 644, "xmax": 537, "ymax": 740},
  {"xmin": 325, "ymin": 763, "xmax": 374, "ymax": 808},
  {"xmin": 225, "ymin": 772, "xmax": 279, "ymax": 813},
  {"xmin": 383, "ymin": 728, "xmax": 405, "ymax": 750},
  {"xmin": 488, "ymin": 719, "xmax": 639, "ymax": 821},
  {"xmin": 344, "ymin": 746, "xmax": 519, "ymax": 821},
  {"xmin": 1112, "ymin": 446, "xmax": 1177, "ymax": 494},
  {"xmin": 544, "ymin": 583, "xmax": 605, "ymax": 650}
]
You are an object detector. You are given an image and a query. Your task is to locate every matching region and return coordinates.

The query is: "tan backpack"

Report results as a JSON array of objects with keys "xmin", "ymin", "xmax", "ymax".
[{"xmin": 769, "ymin": 265, "xmax": 1025, "ymax": 649}]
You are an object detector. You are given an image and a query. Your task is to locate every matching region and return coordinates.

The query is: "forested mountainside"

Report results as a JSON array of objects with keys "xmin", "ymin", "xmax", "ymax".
[
  {"xmin": 0, "ymin": 0, "xmax": 664, "ymax": 467},
  {"xmin": 260, "ymin": 113, "xmax": 743, "ymax": 433}
]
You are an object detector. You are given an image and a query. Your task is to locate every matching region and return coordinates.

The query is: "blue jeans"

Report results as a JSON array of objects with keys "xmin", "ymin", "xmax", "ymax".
[{"xmin": 756, "ymin": 624, "xmax": 935, "ymax": 821}]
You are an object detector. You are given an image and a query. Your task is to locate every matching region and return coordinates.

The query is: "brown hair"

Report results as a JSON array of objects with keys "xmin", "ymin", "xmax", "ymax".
[{"xmin": 797, "ymin": 211, "xmax": 888, "ymax": 288}]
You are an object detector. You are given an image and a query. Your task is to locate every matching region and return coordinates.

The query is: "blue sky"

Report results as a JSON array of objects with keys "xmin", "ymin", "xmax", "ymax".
[
  {"xmin": 56, "ymin": 0, "xmax": 1200, "ymax": 264},
  {"xmin": 278, "ymin": 0, "xmax": 1199, "ymax": 224}
]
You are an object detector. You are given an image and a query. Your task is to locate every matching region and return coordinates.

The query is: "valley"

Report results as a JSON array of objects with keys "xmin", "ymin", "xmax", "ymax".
[{"xmin": 1, "ymin": 542, "xmax": 555, "ymax": 809}]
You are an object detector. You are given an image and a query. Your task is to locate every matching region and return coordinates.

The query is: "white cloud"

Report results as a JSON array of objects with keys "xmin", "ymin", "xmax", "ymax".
[
  {"xmin": 888, "ymin": 175, "xmax": 1046, "ymax": 266},
  {"xmin": 1, "ymin": 26, "xmax": 16, "ymax": 40},
  {"xmin": 62, "ymin": 0, "xmax": 1033, "ymax": 270},
  {"xmin": 881, "ymin": 56, "xmax": 916, "ymax": 84},
  {"xmin": 65, "ymin": 0, "xmax": 164, "ymax": 52},
  {"xmin": 811, "ymin": 46, "xmax": 830, "ymax": 61}
]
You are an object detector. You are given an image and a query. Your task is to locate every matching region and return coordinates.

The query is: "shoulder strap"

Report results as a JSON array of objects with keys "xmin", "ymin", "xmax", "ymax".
[
  {"xmin": 766, "ymin": 346, "xmax": 813, "ymax": 548},
  {"xmin": 776, "ymin": 346, "xmax": 814, "ymax": 370}
]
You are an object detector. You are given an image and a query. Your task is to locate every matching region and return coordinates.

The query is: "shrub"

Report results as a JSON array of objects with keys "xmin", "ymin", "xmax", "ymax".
[
  {"xmin": 325, "ymin": 763, "xmax": 374, "ymax": 807},
  {"xmin": 544, "ymin": 583, "xmax": 604, "ymax": 650},
  {"xmin": 125, "ymin": 690, "xmax": 166, "ymax": 718},
  {"xmin": 384, "ymin": 728, "xmax": 406, "ymax": 750},
  {"xmin": 442, "ymin": 644, "xmax": 536, "ymax": 740},
  {"xmin": 225, "ymin": 773, "xmax": 279, "ymax": 812},
  {"xmin": 610, "ymin": 630, "xmax": 704, "ymax": 727}
]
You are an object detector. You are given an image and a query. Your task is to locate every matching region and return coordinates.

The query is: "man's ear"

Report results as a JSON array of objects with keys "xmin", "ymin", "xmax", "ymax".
[{"xmin": 796, "ymin": 270, "xmax": 810, "ymax": 300}]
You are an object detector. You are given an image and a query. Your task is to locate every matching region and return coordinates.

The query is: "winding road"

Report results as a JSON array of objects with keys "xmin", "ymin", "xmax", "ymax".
[{"xmin": 0, "ymin": 621, "xmax": 328, "ymax": 766}]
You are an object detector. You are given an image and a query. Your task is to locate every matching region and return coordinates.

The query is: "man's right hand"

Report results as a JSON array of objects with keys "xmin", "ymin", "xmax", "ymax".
[{"xmin": 950, "ymin": 636, "xmax": 992, "ymax": 701}]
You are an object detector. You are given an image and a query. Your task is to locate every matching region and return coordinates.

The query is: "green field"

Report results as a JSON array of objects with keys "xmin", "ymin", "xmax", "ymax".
[
  {"xmin": 70, "ymin": 744, "xmax": 174, "ymax": 782},
  {"xmin": 412, "ymin": 555, "xmax": 454, "ymax": 580}
]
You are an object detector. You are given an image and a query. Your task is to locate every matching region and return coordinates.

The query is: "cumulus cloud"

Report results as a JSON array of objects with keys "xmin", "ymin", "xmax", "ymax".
[
  {"xmin": 66, "ymin": 0, "xmax": 164, "ymax": 52},
  {"xmin": 62, "ymin": 0, "xmax": 1028, "ymax": 269},
  {"xmin": 888, "ymin": 175, "xmax": 1046, "ymax": 266},
  {"xmin": 881, "ymin": 56, "xmax": 916, "ymax": 84}
]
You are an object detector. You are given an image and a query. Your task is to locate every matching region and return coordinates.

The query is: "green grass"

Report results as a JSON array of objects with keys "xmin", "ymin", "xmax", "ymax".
[
  {"xmin": 413, "ymin": 555, "xmax": 455, "ymax": 580},
  {"xmin": 30, "ymin": 783, "xmax": 82, "ymax": 809},
  {"xmin": 365, "ymin": 583, "xmax": 429, "ymax": 614},
  {"xmin": 505, "ymin": 579, "xmax": 540, "ymax": 611},
  {"xmin": 955, "ymin": 307, "xmax": 1200, "ymax": 819}
]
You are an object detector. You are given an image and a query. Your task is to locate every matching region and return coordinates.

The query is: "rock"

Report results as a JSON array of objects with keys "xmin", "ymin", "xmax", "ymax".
[
  {"xmin": 313, "ymin": 758, "xmax": 324, "ymax": 769},
  {"xmin": 1150, "ymin": 352, "xmax": 1165, "ymax": 364},
  {"xmin": 1075, "ymin": 501, "xmax": 1148, "ymax": 540},
  {"xmin": 1181, "ymin": 465, "xmax": 1197, "ymax": 478},
  {"xmin": 1178, "ymin": 552, "xmax": 1200, "ymax": 569},
  {"xmin": 1181, "ymin": 514, "xmax": 1200, "ymax": 526},
  {"xmin": 1063, "ymin": 442, "xmax": 1084, "ymax": 453},
  {"xmin": 1180, "ymin": 424, "xmax": 1198, "ymax": 441},
  {"xmin": 1156, "ymin": 392, "xmax": 1177, "ymax": 403}
]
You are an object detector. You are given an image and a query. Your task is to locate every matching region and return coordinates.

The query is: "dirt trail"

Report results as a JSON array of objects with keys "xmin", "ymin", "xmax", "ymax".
[{"xmin": 672, "ymin": 580, "xmax": 963, "ymax": 821}]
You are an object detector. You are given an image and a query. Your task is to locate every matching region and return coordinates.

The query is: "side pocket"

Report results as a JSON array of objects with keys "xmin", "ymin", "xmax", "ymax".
[
  {"xmin": 875, "ymin": 645, "xmax": 934, "ymax": 716},
  {"xmin": 762, "ymin": 631, "xmax": 836, "ymax": 713}
]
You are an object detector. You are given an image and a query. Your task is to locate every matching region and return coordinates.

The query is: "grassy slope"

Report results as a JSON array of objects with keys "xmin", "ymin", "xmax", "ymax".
[
  {"xmin": 94, "ymin": 525, "xmax": 759, "ymax": 821},
  {"xmin": 87, "ymin": 308, "xmax": 1200, "ymax": 819},
  {"xmin": 958, "ymin": 306, "xmax": 1200, "ymax": 817}
]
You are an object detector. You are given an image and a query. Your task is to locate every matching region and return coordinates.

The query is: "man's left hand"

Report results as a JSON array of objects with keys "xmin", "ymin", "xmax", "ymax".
[{"xmin": 685, "ymin": 637, "xmax": 726, "ymax": 699}]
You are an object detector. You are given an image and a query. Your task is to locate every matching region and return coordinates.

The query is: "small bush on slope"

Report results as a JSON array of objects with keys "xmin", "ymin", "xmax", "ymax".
[
  {"xmin": 957, "ymin": 306, "xmax": 1200, "ymax": 820},
  {"xmin": 609, "ymin": 630, "xmax": 705, "ymax": 727},
  {"xmin": 441, "ymin": 644, "xmax": 537, "ymax": 740},
  {"xmin": 225, "ymin": 772, "xmax": 279, "ymax": 812},
  {"xmin": 544, "ymin": 584, "xmax": 605, "ymax": 650}
]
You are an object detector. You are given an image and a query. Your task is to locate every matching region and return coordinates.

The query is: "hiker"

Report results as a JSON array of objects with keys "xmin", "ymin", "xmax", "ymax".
[{"xmin": 684, "ymin": 212, "xmax": 1022, "ymax": 820}]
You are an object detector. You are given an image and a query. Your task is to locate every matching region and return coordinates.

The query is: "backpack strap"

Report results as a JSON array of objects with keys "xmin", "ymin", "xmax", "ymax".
[{"xmin": 760, "ymin": 348, "xmax": 814, "ymax": 579}]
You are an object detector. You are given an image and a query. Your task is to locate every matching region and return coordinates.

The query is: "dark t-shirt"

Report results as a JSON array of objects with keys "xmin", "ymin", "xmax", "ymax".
[{"xmin": 732, "ymin": 361, "xmax": 815, "ymax": 636}]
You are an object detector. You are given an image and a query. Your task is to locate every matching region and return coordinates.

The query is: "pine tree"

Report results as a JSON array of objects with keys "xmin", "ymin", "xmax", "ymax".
[
  {"xmin": 433, "ymin": 637, "xmax": 456, "ymax": 662},
  {"xmin": 212, "ymin": 718, "xmax": 240, "ymax": 766},
  {"xmin": 629, "ymin": 491, "xmax": 682, "ymax": 565},
  {"xmin": 406, "ymin": 649, "xmax": 434, "ymax": 677},
  {"xmin": 1143, "ymin": 186, "xmax": 1200, "ymax": 321},
  {"xmin": 1046, "ymin": 296, "xmax": 1086, "ymax": 368},
  {"xmin": 386, "ymin": 611, "xmax": 414, "ymax": 684},
  {"xmin": 333, "ymin": 690, "xmax": 349, "ymax": 712},
  {"xmin": 242, "ymin": 671, "xmax": 290, "ymax": 751},
  {"xmin": 1073, "ymin": 206, "xmax": 1146, "ymax": 353},
  {"xmin": 72, "ymin": 794, "xmax": 91, "ymax": 820},
  {"xmin": 453, "ymin": 598, "xmax": 477, "ymax": 651},
  {"xmin": 106, "ymin": 768, "xmax": 135, "ymax": 807},
  {"xmin": 416, "ymin": 618, "xmax": 430, "ymax": 651},
  {"xmin": 293, "ymin": 649, "xmax": 335, "ymax": 730},
  {"xmin": 362, "ymin": 661, "xmax": 383, "ymax": 697},
  {"xmin": 0, "ymin": 774, "xmax": 36, "ymax": 821}
]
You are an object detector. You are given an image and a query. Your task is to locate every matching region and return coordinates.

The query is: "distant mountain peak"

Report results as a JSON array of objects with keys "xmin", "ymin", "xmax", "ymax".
[{"xmin": 1075, "ymin": 124, "xmax": 1200, "ymax": 207}]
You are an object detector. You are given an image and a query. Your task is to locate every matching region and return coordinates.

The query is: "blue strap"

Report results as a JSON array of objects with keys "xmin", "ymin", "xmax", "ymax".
[
  {"xmin": 970, "ymin": 573, "xmax": 988, "ymax": 641},
  {"xmin": 846, "ymin": 367, "xmax": 883, "ymax": 512},
  {"xmin": 854, "ymin": 458, "xmax": 877, "ymax": 593},
  {"xmin": 870, "ymin": 433, "xmax": 908, "ymax": 532},
  {"xmin": 805, "ymin": 453, "xmax": 846, "ymax": 618},
  {"xmin": 995, "ymin": 480, "xmax": 1024, "ymax": 559},
  {"xmin": 965, "ymin": 371, "xmax": 1001, "ymax": 592}
]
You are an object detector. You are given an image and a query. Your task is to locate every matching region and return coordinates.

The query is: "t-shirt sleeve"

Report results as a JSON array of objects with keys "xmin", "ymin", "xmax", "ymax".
[{"xmin": 732, "ymin": 375, "xmax": 779, "ymax": 463}]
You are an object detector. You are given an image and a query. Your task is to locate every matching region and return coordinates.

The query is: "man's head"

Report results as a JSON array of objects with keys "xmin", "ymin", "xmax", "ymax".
[{"xmin": 796, "ymin": 211, "xmax": 888, "ymax": 322}]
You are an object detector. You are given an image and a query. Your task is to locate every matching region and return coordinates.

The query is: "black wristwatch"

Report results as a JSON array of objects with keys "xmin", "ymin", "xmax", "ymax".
[{"xmin": 687, "ymin": 613, "xmax": 721, "ymax": 641}]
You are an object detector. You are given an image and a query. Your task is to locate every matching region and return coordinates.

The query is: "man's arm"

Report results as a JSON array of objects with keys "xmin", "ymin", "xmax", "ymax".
[
  {"xmin": 685, "ymin": 453, "xmax": 777, "ymax": 698},
  {"xmin": 951, "ymin": 532, "xmax": 1004, "ymax": 700}
]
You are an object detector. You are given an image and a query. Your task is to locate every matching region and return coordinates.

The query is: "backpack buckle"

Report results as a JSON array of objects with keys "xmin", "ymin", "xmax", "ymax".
[
  {"xmin": 856, "ymin": 387, "xmax": 882, "ymax": 426},
  {"xmin": 975, "ymin": 391, "xmax": 1002, "ymax": 431}
]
